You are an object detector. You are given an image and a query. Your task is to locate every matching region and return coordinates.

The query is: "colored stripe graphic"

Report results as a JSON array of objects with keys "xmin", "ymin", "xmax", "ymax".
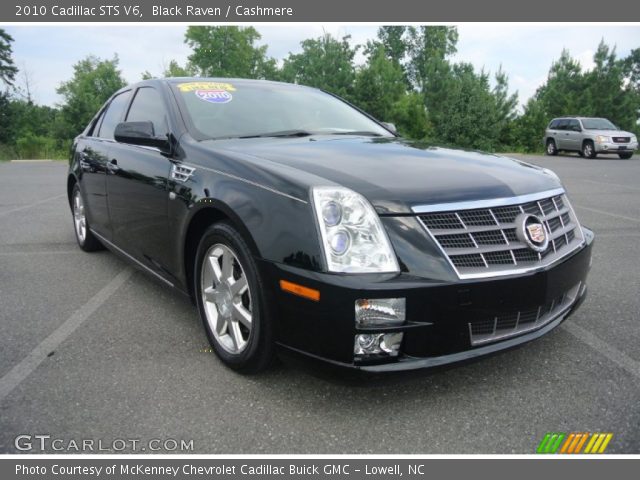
[
  {"xmin": 537, "ymin": 433, "xmax": 565, "ymax": 453},
  {"xmin": 538, "ymin": 432, "xmax": 613, "ymax": 454}
]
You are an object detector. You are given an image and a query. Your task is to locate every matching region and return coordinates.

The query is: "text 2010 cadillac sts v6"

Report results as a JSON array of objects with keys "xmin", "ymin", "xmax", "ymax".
[{"xmin": 67, "ymin": 78, "xmax": 594, "ymax": 373}]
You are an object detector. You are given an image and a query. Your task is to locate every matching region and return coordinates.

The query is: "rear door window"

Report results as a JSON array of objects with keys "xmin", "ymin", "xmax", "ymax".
[
  {"xmin": 556, "ymin": 119, "xmax": 569, "ymax": 131},
  {"xmin": 568, "ymin": 119, "xmax": 581, "ymax": 131}
]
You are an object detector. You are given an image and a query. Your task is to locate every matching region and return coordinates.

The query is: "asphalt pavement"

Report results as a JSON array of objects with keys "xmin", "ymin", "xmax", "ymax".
[{"xmin": 0, "ymin": 153, "xmax": 638, "ymax": 454}]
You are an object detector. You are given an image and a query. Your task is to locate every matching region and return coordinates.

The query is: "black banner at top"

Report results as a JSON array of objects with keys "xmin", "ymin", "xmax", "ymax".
[{"xmin": 3, "ymin": 0, "xmax": 640, "ymax": 22}]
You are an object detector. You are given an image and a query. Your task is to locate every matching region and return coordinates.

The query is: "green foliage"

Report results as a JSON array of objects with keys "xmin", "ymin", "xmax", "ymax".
[
  {"xmin": 56, "ymin": 55, "xmax": 126, "ymax": 139},
  {"xmin": 185, "ymin": 26, "xmax": 277, "ymax": 80},
  {"xmin": 141, "ymin": 60, "xmax": 197, "ymax": 80},
  {"xmin": 2, "ymin": 26, "xmax": 639, "ymax": 161},
  {"xmin": 0, "ymin": 29, "xmax": 18, "ymax": 86},
  {"xmin": 281, "ymin": 34, "xmax": 358, "ymax": 100}
]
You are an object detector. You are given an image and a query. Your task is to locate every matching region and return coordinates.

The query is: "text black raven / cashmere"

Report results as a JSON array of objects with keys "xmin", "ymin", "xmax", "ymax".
[{"xmin": 67, "ymin": 78, "xmax": 593, "ymax": 373}]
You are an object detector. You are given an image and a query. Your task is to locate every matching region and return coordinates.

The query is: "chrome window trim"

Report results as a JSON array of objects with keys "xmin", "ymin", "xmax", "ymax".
[
  {"xmin": 413, "ymin": 189, "xmax": 586, "ymax": 280},
  {"xmin": 411, "ymin": 188, "xmax": 566, "ymax": 214}
]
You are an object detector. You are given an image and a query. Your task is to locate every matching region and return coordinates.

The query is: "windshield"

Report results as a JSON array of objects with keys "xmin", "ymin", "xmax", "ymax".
[
  {"xmin": 581, "ymin": 118, "xmax": 617, "ymax": 130},
  {"xmin": 173, "ymin": 81, "xmax": 392, "ymax": 140}
]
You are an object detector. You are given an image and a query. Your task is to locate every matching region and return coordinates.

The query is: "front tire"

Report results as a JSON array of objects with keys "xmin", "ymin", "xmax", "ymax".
[
  {"xmin": 194, "ymin": 222, "xmax": 273, "ymax": 373},
  {"xmin": 618, "ymin": 152, "xmax": 633, "ymax": 159},
  {"xmin": 71, "ymin": 184, "xmax": 103, "ymax": 252},
  {"xmin": 545, "ymin": 139, "xmax": 558, "ymax": 156},
  {"xmin": 582, "ymin": 140, "xmax": 597, "ymax": 159}
]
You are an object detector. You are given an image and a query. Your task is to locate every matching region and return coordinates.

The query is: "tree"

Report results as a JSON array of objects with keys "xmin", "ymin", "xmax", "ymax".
[
  {"xmin": 492, "ymin": 66, "xmax": 519, "ymax": 148},
  {"xmin": 56, "ymin": 55, "xmax": 126, "ymax": 139},
  {"xmin": 353, "ymin": 45, "xmax": 406, "ymax": 121},
  {"xmin": 185, "ymin": 26, "xmax": 276, "ymax": 79},
  {"xmin": 407, "ymin": 26, "xmax": 458, "ymax": 92},
  {"xmin": 141, "ymin": 59, "xmax": 197, "ymax": 80},
  {"xmin": 0, "ymin": 29, "xmax": 18, "ymax": 86},
  {"xmin": 280, "ymin": 34, "xmax": 358, "ymax": 100},
  {"xmin": 432, "ymin": 63, "xmax": 501, "ymax": 151}
]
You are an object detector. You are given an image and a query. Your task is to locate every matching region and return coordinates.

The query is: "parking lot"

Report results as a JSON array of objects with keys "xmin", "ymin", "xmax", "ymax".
[{"xmin": 0, "ymin": 153, "xmax": 639, "ymax": 454}]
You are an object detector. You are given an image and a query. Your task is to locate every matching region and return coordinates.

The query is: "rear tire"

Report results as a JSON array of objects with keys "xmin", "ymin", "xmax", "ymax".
[
  {"xmin": 618, "ymin": 152, "xmax": 633, "ymax": 159},
  {"xmin": 194, "ymin": 222, "xmax": 274, "ymax": 373},
  {"xmin": 582, "ymin": 140, "xmax": 597, "ymax": 159},
  {"xmin": 71, "ymin": 184, "xmax": 103, "ymax": 252},
  {"xmin": 545, "ymin": 139, "xmax": 558, "ymax": 156}
]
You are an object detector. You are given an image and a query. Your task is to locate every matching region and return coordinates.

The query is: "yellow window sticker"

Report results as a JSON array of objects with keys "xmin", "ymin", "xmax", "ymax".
[{"xmin": 177, "ymin": 82, "xmax": 236, "ymax": 92}]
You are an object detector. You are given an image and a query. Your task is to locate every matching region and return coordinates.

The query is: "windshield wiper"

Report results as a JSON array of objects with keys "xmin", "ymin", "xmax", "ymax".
[
  {"xmin": 328, "ymin": 131, "xmax": 384, "ymax": 137},
  {"xmin": 238, "ymin": 129, "xmax": 314, "ymax": 139}
]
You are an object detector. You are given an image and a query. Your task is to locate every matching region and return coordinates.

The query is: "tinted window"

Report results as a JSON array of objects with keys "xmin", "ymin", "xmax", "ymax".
[
  {"xmin": 98, "ymin": 91, "xmax": 132, "ymax": 139},
  {"xmin": 568, "ymin": 119, "xmax": 581, "ymax": 131},
  {"xmin": 556, "ymin": 119, "xmax": 569, "ymax": 131},
  {"xmin": 126, "ymin": 87, "xmax": 169, "ymax": 137},
  {"xmin": 549, "ymin": 120, "xmax": 560, "ymax": 129}
]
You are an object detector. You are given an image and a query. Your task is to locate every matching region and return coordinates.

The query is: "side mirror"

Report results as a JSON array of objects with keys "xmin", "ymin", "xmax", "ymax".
[
  {"xmin": 114, "ymin": 121, "xmax": 170, "ymax": 151},
  {"xmin": 381, "ymin": 122, "xmax": 397, "ymax": 134}
]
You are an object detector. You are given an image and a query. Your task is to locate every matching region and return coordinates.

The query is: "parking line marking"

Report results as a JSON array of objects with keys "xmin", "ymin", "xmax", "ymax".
[
  {"xmin": 0, "ymin": 268, "xmax": 133, "ymax": 402},
  {"xmin": 562, "ymin": 321, "xmax": 640, "ymax": 381},
  {"xmin": 0, "ymin": 194, "xmax": 66, "ymax": 217},
  {"xmin": 573, "ymin": 205, "xmax": 640, "ymax": 224},
  {"xmin": 0, "ymin": 250, "xmax": 79, "ymax": 256},
  {"xmin": 578, "ymin": 179, "xmax": 640, "ymax": 192}
]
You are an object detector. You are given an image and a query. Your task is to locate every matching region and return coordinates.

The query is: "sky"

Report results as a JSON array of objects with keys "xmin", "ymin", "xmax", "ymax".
[{"xmin": 3, "ymin": 24, "xmax": 639, "ymax": 108}]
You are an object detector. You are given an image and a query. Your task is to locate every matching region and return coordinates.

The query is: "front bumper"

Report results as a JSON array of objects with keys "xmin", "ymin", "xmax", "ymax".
[
  {"xmin": 259, "ymin": 227, "xmax": 594, "ymax": 372},
  {"xmin": 594, "ymin": 141, "xmax": 637, "ymax": 153}
]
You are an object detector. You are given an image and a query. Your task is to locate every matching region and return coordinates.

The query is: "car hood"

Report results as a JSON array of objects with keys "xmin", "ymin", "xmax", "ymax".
[{"xmin": 206, "ymin": 136, "xmax": 561, "ymax": 214}]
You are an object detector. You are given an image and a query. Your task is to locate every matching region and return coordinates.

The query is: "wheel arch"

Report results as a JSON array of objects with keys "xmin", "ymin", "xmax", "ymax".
[
  {"xmin": 183, "ymin": 202, "xmax": 261, "ymax": 299},
  {"xmin": 66, "ymin": 174, "xmax": 78, "ymax": 209}
]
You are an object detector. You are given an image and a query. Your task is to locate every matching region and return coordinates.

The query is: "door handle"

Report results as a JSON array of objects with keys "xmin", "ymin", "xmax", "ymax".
[{"xmin": 107, "ymin": 159, "xmax": 119, "ymax": 173}]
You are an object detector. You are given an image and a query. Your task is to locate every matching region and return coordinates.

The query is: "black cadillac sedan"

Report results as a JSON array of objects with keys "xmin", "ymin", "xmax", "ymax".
[{"xmin": 67, "ymin": 78, "xmax": 594, "ymax": 373}]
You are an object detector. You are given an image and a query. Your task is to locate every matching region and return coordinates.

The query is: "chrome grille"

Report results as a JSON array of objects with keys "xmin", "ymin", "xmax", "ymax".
[
  {"xmin": 415, "ymin": 190, "xmax": 585, "ymax": 279},
  {"xmin": 468, "ymin": 282, "xmax": 582, "ymax": 345},
  {"xmin": 612, "ymin": 137, "xmax": 630, "ymax": 143}
]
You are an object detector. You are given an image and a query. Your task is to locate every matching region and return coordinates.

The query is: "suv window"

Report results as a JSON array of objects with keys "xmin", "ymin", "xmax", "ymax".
[
  {"xmin": 98, "ymin": 90, "xmax": 132, "ymax": 139},
  {"xmin": 126, "ymin": 87, "xmax": 169, "ymax": 138},
  {"xmin": 556, "ymin": 119, "xmax": 569, "ymax": 131},
  {"xmin": 568, "ymin": 119, "xmax": 581, "ymax": 132}
]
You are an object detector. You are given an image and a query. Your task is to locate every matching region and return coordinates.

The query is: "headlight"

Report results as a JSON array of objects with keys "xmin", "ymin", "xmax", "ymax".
[
  {"xmin": 632, "ymin": 136, "xmax": 638, "ymax": 143},
  {"xmin": 312, "ymin": 186, "xmax": 399, "ymax": 273},
  {"xmin": 595, "ymin": 135, "xmax": 609, "ymax": 143}
]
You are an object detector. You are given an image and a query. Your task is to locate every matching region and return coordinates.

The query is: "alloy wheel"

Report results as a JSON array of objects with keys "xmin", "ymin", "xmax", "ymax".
[
  {"xmin": 73, "ymin": 189, "xmax": 87, "ymax": 243},
  {"xmin": 200, "ymin": 243, "xmax": 252, "ymax": 354}
]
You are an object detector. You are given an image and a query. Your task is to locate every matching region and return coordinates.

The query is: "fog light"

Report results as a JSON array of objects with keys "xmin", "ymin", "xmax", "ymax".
[
  {"xmin": 355, "ymin": 298, "xmax": 406, "ymax": 327},
  {"xmin": 354, "ymin": 332, "xmax": 404, "ymax": 358}
]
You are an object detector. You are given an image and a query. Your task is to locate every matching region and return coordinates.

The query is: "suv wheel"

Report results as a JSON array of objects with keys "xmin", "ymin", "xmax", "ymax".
[
  {"xmin": 546, "ymin": 139, "xmax": 558, "ymax": 156},
  {"xmin": 582, "ymin": 140, "xmax": 597, "ymax": 159},
  {"xmin": 618, "ymin": 152, "xmax": 633, "ymax": 159},
  {"xmin": 194, "ymin": 222, "xmax": 274, "ymax": 373}
]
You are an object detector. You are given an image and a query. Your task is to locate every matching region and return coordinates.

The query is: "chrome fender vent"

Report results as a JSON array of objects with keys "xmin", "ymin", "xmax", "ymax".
[{"xmin": 171, "ymin": 164, "xmax": 195, "ymax": 182}]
